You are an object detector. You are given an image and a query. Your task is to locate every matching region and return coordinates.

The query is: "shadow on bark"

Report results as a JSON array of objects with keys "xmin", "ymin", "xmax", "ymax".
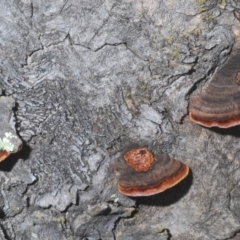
[
  {"xmin": 133, "ymin": 169, "xmax": 193, "ymax": 206},
  {"xmin": 0, "ymin": 143, "xmax": 31, "ymax": 172},
  {"xmin": 209, "ymin": 125, "xmax": 240, "ymax": 137}
]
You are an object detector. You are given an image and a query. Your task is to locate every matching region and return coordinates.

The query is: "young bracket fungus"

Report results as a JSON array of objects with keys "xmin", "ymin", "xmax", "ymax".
[
  {"xmin": 189, "ymin": 51, "xmax": 240, "ymax": 128},
  {"xmin": 117, "ymin": 147, "xmax": 189, "ymax": 197}
]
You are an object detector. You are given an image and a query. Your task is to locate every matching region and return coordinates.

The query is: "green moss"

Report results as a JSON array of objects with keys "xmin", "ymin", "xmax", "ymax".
[
  {"xmin": 170, "ymin": 49, "xmax": 181, "ymax": 59},
  {"xmin": 204, "ymin": 12, "xmax": 213, "ymax": 21},
  {"xmin": 139, "ymin": 83, "xmax": 147, "ymax": 91},
  {"xmin": 196, "ymin": 0, "xmax": 208, "ymax": 6},
  {"xmin": 196, "ymin": 0, "xmax": 210, "ymax": 12},
  {"xmin": 151, "ymin": 33, "xmax": 158, "ymax": 40},
  {"xmin": 52, "ymin": 216, "xmax": 65, "ymax": 224},
  {"xmin": 196, "ymin": 0, "xmax": 206, "ymax": 4},
  {"xmin": 34, "ymin": 213, "xmax": 44, "ymax": 220},
  {"xmin": 0, "ymin": 132, "xmax": 17, "ymax": 152},
  {"xmin": 195, "ymin": 0, "xmax": 216, "ymax": 22},
  {"xmin": 127, "ymin": 82, "xmax": 151, "ymax": 106},
  {"xmin": 165, "ymin": 35, "xmax": 175, "ymax": 45},
  {"xmin": 218, "ymin": 0, "xmax": 226, "ymax": 7},
  {"xmin": 199, "ymin": 7, "xmax": 216, "ymax": 22},
  {"xmin": 157, "ymin": 224, "xmax": 166, "ymax": 232},
  {"xmin": 125, "ymin": 90, "xmax": 131, "ymax": 98}
]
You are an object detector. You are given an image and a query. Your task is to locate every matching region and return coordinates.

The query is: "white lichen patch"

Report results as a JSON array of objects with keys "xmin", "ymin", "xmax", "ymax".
[{"xmin": 0, "ymin": 132, "xmax": 17, "ymax": 152}]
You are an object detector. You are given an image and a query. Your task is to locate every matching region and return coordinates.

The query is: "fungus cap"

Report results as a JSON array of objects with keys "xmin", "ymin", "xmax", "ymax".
[
  {"xmin": 189, "ymin": 51, "xmax": 240, "ymax": 128},
  {"xmin": 117, "ymin": 147, "xmax": 189, "ymax": 197},
  {"xmin": 123, "ymin": 147, "xmax": 154, "ymax": 172},
  {"xmin": 0, "ymin": 151, "xmax": 10, "ymax": 162}
]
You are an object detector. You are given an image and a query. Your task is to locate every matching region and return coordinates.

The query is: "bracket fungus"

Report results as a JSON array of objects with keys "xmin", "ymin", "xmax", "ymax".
[
  {"xmin": 0, "ymin": 151, "xmax": 10, "ymax": 162},
  {"xmin": 189, "ymin": 51, "xmax": 240, "ymax": 128},
  {"xmin": 0, "ymin": 97, "xmax": 23, "ymax": 162},
  {"xmin": 117, "ymin": 147, "xmax": 189, "ymax": 197}
]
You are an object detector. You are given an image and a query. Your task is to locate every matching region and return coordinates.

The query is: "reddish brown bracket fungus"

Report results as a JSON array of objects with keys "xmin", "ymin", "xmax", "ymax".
[
  {"xmin": 0, "ymin": 151, "xmax": 10, "ymax": 162},
  {"xmin": 117, "ymin": 147, "xmax": 189, "ymax": 197},
  {"xmin": 189, "ymin": 51, "xmax": 240, "ymax": 128}
]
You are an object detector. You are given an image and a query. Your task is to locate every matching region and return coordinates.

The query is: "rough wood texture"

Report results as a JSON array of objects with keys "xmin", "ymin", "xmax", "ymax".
[{"xmin": 0, "ymin": 0, "xmax": 240, "ymax": 239}]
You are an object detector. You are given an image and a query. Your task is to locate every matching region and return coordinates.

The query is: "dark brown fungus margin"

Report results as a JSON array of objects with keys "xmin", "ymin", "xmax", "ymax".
[
  {"xmin": 117, "ymin": 147, "xmax": 189, "ymax": 197},
  {"xmin": 189, "ymin": 51, "xmax": 240, "ymax": 128}
]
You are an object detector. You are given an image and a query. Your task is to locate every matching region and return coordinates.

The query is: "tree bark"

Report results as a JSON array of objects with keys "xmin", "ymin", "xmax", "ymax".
[{"xmin": 0, "ymin": 0, "xmax": 240, "ymax": 239}]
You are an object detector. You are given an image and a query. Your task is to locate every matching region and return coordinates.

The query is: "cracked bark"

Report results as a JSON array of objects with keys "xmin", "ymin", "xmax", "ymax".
[{"xmin": 0, "ymin": 0, "xmax": 240, "ymax": 239}]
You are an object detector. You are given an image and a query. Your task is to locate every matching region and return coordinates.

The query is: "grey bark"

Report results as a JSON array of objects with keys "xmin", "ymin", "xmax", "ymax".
[{"xmin": 0, "ymin": 0, "xmax": 240, "ymax": 239}]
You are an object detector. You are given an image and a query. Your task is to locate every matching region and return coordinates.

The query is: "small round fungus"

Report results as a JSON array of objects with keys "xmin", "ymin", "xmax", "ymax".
[
  {"xmin": 189, "ymin": 51, "xmax": 240, "ymax": 128},
  {"xmin": 117, "ymin": 147, "xmax": 189, "ymax": 197},
  {"xmin": 123, "ymin": 147, "xmax": 154, "ymax": 172}
]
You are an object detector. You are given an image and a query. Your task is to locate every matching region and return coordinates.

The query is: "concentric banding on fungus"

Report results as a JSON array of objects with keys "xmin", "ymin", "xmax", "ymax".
[
  {"xmin": 189, "ymin": 51, "xmax": 240, "ymax": 128},
  {"xmin": 118, "ymin": 148, "xmax": 190, "ymax": 197}
]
